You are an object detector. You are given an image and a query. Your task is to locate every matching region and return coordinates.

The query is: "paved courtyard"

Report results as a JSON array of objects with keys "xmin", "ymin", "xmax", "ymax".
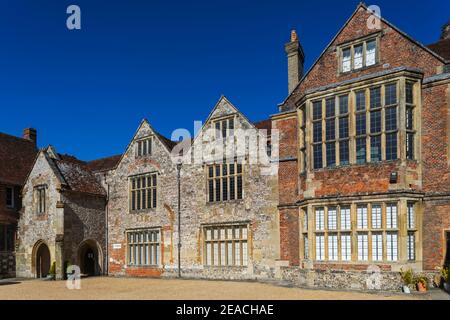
[{"xmin": 0, "ymin": 277, "xmax": 433, "ymax": 300}]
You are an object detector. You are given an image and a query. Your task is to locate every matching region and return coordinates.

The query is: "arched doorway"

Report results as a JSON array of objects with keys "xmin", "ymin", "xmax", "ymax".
[
  {"xmin": 35, "ymin": 242, "xmax": 51, "ymax": 278},
  {"xmin": 77, "ymin": 240, "xmax": 102, "ymax": 276}
]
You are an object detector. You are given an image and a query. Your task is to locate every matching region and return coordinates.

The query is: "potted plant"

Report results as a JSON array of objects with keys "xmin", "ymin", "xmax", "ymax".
[
  {"xmin": 414, "ymin": 274, "xmax": 429, "ymax": 292},
  {"xmin": 400, "ymin": 268, "xmax": 414, "ymax": 293},
  {"xmin": 441, "ymin": 266, "xmax": 450, "ymax": 292}
]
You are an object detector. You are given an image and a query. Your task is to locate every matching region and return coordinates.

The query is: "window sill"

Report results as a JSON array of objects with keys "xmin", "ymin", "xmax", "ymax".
[
  {"xmin": 312, "ymin": 158, "xmax": 406, "ymax": 172},
  {"xmin": 206, "ymin": 199, "xmax": 244, "ymax": 206},
  {"xmin": 129, "ymin": 208, "xmax": 158, "ymax": 214},
  {"xmin": 339, "ymin": 63, "xmax": 380, "ymax": 76}
]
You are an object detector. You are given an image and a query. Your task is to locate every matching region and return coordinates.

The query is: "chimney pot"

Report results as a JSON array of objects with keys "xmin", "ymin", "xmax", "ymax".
[
  {"xmin": 23, "ymin": 128, "xmax": 37, "ymax": 146},
  {"xmin": 285, "ymin": 29, "xmax": 305, "ymax": 94}
]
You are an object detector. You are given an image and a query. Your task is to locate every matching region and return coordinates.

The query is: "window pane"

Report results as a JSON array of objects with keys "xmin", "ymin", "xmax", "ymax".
[
  {"xmin": 340, "ymin": 207, "xmax": 351, "ymax": 230},
  {"xmin": 370, "ymin": 135, "xmax": 381, "ymax": 162},
  {"xmin": 342, "ymin": 48, "xmax": 351, "ymax": 72},
  {"xmin": 326, "ymin": 143, "xmax": 336, "ymax": 167},
  {"xmin": 341, "ymin": 234, "xmax": 352, "ymax": 261},
  {"xmin": 315, "ymin": 208, "xmax": 325, "ymax": 231},
  {"xmin": 385, "ymin": 83, "xmax": 397, "ymax": 105},
  {"xmin": 339, "ymin": 95, "xmax": 348, "ymax": 114},
  {"xmin": 371, "ymin": 205, "xmax": 382, "ymax": 229},
  {"xmin": 386, "ymin": 133, "xmax": 397, "ymax": 160},
  {"xmin": 357, "ymin": 234, "xmax": 368, "ymax": 261},
  {"xmin": 313, "ymin": 122, "xmax": 322, "ymax": 143},
  {"xmin": 339, "ymin": 140, "xmax": 349, "ymax": 165},
  {"xmin": 370, "ymin": 110, "xmax": 381, "ymax": 133},
  {"xmin": 370, "ymin": 87, "xmax": 381, "ymax": 109},
  {"xmin": 366, "ymin": 40, "xmax": 376, "ymax": 66},
  {"xmin": 386, "ymin": 232, "xmax": 398, "ymax": 261},
  {"xmin": 356, "ymin": 138, "xmax": 366, "ymax": 164},
  {"xmin": 339, "ymin": 117, "xmax": 349, "ymax": 139},
  {"xmin": 328, "ymin": 207, "xmax": 337, "ymax": 230},
  {"xmin": 328, "ymin": 234, "xmax": 338, "ymax": 261},
  {"xmin": 356, "ymin": 113, "xmax": 366, "ymax": 135},
  {"xmin": 386, "ymin": 204, "xmax": 398, "ymax": 229},
  {"xmin": 303, "ymin": 235, "xmax": 309, "ymax": 259},
  {"xmin": 326, "ymin": 98, "xmax": 335, "ymax": 118},
  {"xmin": 354, "ymin": 45, "xmax": 363, "ymax": 69},
  {"xmin": 406, "ymin": 107, "xmax": 414, "ymax": 130},
  {"xmin": 406, "ymin": 133, "xmax": 414, "ymax": 160},
  {"xmin": 315, "ymin": 235, "xmax": 325, "ymax": 261},
  {"xmin": 357, "ymin": 206, "xmax": 368, "ymax": 229},
  {"xmin": 313, "ymin": 145, "xmax": 323, "ymax": 169},
  {"xmin": 407, "ymin": 232, "xmax": 416, "ymax": 261},
  {"xmin": 356, "ymin": 91, "xmax": 366, "ymax": 111},
  {"xmin": 385, "ymin": 107, "xmax": 397, "ymax": 131},
  {"xmin": 325, "ymin": 119, "xmax": 335, "ymax": 141},
  {"xmin": 407, "ymin": 203, "xmax": 415, "ymax": 229},
  {"xmin": 372, "ymin": 233, "xmax": 383, "ymax": 261},
  {"xmin": 313, "ymin": 101, "xmax": 322, "ymax": 120},
  {"xmin": 406, "ymin": 82, "xmax": 414, "ymax": 104}
]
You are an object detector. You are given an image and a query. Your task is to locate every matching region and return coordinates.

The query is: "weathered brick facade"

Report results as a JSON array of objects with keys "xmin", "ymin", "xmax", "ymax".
[{"xmin": 274, "ymin": 3, "xmax": 450, "ymax": 290}]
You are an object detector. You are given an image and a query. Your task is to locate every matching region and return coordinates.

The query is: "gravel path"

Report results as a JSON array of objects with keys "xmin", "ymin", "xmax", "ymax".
[{"xmin": 0, "ymin": 277, "xmax": 424, "ymax": 300}]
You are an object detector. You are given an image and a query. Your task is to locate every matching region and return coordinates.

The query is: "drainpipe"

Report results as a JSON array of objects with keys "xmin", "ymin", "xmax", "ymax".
[
  {"xmin": 176, "ymin": 162, "xmax": 182, "ymax": 278},
  {"xmin": 104, "ymin": 173, "xmax": 109, "ymax": 276}
]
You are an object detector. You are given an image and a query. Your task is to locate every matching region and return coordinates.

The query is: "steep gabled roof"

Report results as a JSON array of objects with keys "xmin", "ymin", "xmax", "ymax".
[
  {"xmin": 280, "ymin": 3, "xmax": 447, "ymax": 108},
  {"xmin": 51, "ymin": 153, "xmax": 106, "ymax": 196},
  {"xmin": 0, "ymin": 132, "xmax": 38, "ymax": 186},
  {"xmin": 427, "ymin": 38, "xmax": 450, "ymax": 60},
  {"xmin": 87, "ymin": 154, "xmax": 122, "ymax": 173}
]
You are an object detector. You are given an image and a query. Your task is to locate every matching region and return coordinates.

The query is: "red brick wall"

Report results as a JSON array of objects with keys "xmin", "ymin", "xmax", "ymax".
[
  {"xmin": 274, "ymin": 116, "xmax": 298, "ymax": 205},
  {"xmin": 284, "ymin": 7, "xmax": 444, "ymax": 108},
  {"xmin": 422, "ymin": 84, "xmax": 450, "ymax": 193},
  {"xmin": 125, "ymin": 267, "xmax": 163, "ymax": 278},
  {"xmin": 279, "ymin": 208, "xmax": 299, "ymax": 266},
  {"xmin": 423, "ymin": 201, "xmax": 450, "ymax": 270}
]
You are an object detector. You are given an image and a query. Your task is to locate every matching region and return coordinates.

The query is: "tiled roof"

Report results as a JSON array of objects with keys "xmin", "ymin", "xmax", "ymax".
[
  {"xmin": 427, "ymin": 38, "xmax": 450, "ymax": 60},
  {"xmin": 0, "ymin": 132, "xmax": 38, "ymax": 186},
  {"xmin": 87, "ymin": 154, "xmax": 122, "ymax": 173},
  {"xmin": 254, "ymin": 119, "xmax": 272, "ymax": 136},
  {"xmin": 50, "ymin": 154, "xmax": 106, "ymax": 197}
]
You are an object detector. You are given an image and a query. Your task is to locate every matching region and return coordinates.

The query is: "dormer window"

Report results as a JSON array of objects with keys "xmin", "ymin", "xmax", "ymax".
[
  {"xmin": 214, "ymin": 118, "xmax": 234, "ymax": 139},
  {"xmin": 136, "ymin": 137, "xmax": 152, "ymax": 158},
  {"xmin": 340, "ymin": 38, "xmax": 378, "ymax": 73}
]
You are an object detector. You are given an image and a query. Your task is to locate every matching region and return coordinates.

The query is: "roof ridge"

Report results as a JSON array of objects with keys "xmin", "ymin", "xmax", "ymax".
[{"xmin": 0, "ymin": 131, "xmax": 35, "ymax": 145}]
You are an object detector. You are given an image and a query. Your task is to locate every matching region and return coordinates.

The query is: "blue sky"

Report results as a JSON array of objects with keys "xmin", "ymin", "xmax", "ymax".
[{"xmin": 1, "ymin": 0, "xmax": 448, "ymax": 160}]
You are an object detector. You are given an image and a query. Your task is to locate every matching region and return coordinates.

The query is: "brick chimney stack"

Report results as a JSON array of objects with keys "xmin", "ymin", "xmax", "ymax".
[
  {"xmin": 23, "ymin": 128, "xmax": 37, "ymax": 146},
  {"xmin": 285, "ymin": 29, "xmax": 305, "ymax": 94},
  {"xmin": 441, "ymin": 21, "xmax": 450, "ymax": 40}
]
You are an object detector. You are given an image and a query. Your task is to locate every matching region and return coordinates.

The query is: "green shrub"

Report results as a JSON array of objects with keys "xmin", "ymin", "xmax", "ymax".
[
  {"xmin": 400, "ymin": 268, "xmax": 414, "ymax": 285},
  {"xmin": 414, "ymin": 274, "xmax": 429, "ymax": 288},
  {"xmin": 441, "ymin": 266, "xmax": 449, "ymax": 283}
]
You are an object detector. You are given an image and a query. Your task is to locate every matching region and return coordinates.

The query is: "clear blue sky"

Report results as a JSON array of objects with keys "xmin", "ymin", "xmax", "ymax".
[{"xmin": 1, "ymin": 0, "xmax": 448, "ymax": 160}]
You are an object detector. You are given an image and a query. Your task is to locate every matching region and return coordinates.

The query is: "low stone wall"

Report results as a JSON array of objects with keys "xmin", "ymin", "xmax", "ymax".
[
  {"xmin": 280, "ymin": 267, "xmax": 404, "ymax": 291},
  {"xmin": 0, "ymin": 251, "xmax": 15, "ymax": 279}
]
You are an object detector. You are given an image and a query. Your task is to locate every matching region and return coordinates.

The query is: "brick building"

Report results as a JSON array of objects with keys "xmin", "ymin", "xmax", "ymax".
[
  {"xmin": 10, "ymin": 3, "xmax": 450, "ymax": 292},
  {"xmin": 0, "ymin": 129, "xmax": 37, "ymax": 278},
  {"xmin": 273, "ymin": 4, "xmax": 450, "ymax": 289}
]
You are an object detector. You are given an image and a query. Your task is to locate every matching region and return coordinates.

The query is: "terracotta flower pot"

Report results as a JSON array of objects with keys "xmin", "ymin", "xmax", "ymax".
[{"xmin": 417, "ymin": 282, "xmax": 427, "ymax": 292}]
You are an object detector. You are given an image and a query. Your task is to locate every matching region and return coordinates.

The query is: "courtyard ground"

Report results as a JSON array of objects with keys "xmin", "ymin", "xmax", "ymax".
[{"xmin": 0, "ymin": 277, "xmax": 438, "ymax": 300}]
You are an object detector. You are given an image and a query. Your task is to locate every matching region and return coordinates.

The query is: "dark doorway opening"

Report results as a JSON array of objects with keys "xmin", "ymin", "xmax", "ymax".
[
  {"xmin": 36, "ymin": 243, "xmax": 50, "ymax": 278},
  {"xmin": 78, "ymin": 240, "xmax": 101, "ymax": 276}
]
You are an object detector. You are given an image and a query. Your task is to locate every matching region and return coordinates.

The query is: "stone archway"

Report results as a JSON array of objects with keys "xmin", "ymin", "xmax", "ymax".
[
  {"xmin": 77, "ymin": 239, "xmax": 103, "ymax": 276},
  {"xmin": 33, "ymin": 241, "xmax": 51, "ymax": 278}
]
